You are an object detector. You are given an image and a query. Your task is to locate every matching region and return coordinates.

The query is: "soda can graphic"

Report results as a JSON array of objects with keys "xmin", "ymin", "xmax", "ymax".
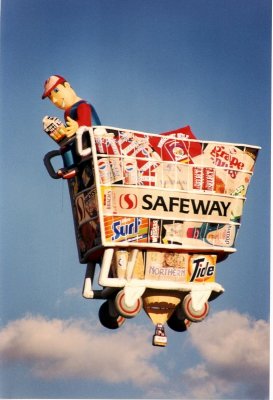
[
  {"xmin": 95, "ymin": 137, "xmax": 105, "ymax": 153},
  {"xmin": 124, "ymin": 160, "xmax": 138, "ymax": 184},
  {"xmin": 94, "ymin": 127, "xmax": 107, "ymax": 153},
  {"xmin": 110, "ymin": 158, "xmax": 124, "ymax": 183},
  {"xmin": 107, "ymin": 138, "xmax": 121, "ymax": 156},
  {"xmin": 192, "ymin": 167, "xmax": 215, "ymax": 192},
  {"xmin": 98, "ymin": 158, "xmax": 113, "ymax": 184},
  {"xmin": 192, "ymin": 167, "xmax": 203, "ymax": 190},
  {"xmin": 203, "ymin": 167, "xmax": 215, "ymax": 191}
]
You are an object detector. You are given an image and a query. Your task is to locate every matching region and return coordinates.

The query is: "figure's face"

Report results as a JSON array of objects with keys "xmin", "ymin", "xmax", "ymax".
[{"xmin": 48, "ymin": 82, "xmax": 76, "ymax": 110}]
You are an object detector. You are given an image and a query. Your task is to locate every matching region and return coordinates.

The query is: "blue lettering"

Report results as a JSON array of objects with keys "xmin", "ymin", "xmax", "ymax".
[{"xmin": 112, "ymin": 218, "xmax": 142, "ymax": 240}]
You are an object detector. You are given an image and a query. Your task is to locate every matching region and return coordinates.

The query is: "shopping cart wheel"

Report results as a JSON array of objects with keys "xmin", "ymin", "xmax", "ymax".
[
  {"xmin": 167, "ymin": 309, "xmax": 191, "ymax": 332},
  {"xmin": 115, "ymin": 290, "xmax": 143, "ymax": 319},
  {"xmin": 182, "ymin": 294, "xmax": 209, "ymax": 323},
  {"xmin": 209, "ymin": 289, "xmax": 224, "ymax": 302},
  {"xmin": 98, "ymin": 301, "xmax": 125, "ymax": 329}
]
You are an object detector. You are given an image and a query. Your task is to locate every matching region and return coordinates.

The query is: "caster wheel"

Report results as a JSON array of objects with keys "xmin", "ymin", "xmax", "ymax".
[
  {"xmin": 209, "ymin": 289, "xmax": 224, "ymax": 302},
  {"xmin": 115, "ymin": 290, "xmax": 143, "ymax": 318},
  {"xmin": 182, "ymin": 294, "xmax": 209, "ymax": 323},
  {"xmin": 167, "ymin": 311, "xmax": 191, "ymax": 332},
  {"xmin": 98, "ymin": 301, "xmax": 125, "ymax": 329}
]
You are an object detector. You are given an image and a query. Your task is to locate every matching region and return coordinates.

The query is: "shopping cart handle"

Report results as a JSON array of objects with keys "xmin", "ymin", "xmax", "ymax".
[
  {"xmin": 43, "ymin": 149, "xmax": 62, "ymax": 179},
  {"xmin": 76, "ymin": 126, "xmax": 92, "ymax": 157}
]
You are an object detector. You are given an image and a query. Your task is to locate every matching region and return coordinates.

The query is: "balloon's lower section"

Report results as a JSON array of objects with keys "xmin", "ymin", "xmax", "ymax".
[{"xmin": 83, "ymin": 247, "xmax": 224, "ymax": 347}]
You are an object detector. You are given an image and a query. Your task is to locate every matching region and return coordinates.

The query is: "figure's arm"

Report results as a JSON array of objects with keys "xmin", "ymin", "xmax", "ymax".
[
  {"xmin": 65, "ymin": 103, "xmax": 92, "ymax": 138},
  {"xmin": 75, "ymin": 102, "xmax": 92, "ymax": 126}
]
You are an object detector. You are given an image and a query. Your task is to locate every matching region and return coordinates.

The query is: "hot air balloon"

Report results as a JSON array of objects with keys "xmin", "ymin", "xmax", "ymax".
[{"xmin": 43, "ymin": 122, "xmax": 259, "ymax": 347}]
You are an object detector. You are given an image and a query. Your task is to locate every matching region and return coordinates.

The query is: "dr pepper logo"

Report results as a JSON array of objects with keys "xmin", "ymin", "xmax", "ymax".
[{"xmin": 119, "ymin": 193, "xmax": 138, "ymax": 209}]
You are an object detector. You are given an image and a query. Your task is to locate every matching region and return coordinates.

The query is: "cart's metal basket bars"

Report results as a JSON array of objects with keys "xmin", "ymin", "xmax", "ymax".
[{"xmin": 44, "ymin": 125, "xmax": 260, "ymax": 316}]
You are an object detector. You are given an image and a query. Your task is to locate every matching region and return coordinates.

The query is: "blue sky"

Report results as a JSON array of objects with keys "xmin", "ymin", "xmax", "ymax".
[{"xmin": 0, "ymin": 0, "xmax": 271, "ymax": 398}]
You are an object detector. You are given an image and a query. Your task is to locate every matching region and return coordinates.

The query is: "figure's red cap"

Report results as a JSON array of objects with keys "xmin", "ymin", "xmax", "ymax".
[{"xmin": 42, "ymin": 75, "xmax": 66, "ymax": 99}]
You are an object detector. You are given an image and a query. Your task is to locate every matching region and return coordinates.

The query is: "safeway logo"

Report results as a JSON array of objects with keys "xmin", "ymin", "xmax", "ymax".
[{"xmin": 119, "ymin": 194, "xmax": 138, "ymax": 209}]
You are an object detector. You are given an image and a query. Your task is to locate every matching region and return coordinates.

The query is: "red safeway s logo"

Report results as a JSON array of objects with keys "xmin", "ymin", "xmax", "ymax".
[{"xmin": 119, "ymin": 194, "xmax": 138, "ymax": 209}]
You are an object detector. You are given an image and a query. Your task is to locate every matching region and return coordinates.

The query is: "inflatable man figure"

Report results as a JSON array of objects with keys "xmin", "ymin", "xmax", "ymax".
[
  {"xmin": 42, "ymin": 75, "xmax": 101, "ymax": 178},
  {"xmin": 42, "ymin": 74, "xmax": 101, "ymax": 139}
]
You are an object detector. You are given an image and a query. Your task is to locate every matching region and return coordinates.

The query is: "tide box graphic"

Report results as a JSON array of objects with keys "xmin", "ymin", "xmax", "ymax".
[
  {"xmin": 187, "ymin": 254, "xmax": 217, "ymax": 283},
  {"xmin": 103, "ymin": 216, "xmax": 148, "ymax": 243}
]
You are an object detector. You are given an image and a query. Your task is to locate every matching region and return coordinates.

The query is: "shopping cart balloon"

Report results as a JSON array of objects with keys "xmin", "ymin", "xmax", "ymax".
[{"xmin": 43, "ymin": 125, "xmax": 260, "ymax": 346}]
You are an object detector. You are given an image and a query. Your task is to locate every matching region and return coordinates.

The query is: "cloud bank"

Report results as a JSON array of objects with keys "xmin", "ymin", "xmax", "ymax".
[
  {"xmin": 0, "ymin": 310, "xmax": 269, "ymax": 399},
  {"xmin": 143, "ymin": 310, "xmax": 269, "ymax": 399},
  {"xmin": 181, "ymin": 310, "xmax": 269, "ymax": 399},
  {"xmin": 0, "ymin": 315, "xmax": 163, "ymax": 387}
]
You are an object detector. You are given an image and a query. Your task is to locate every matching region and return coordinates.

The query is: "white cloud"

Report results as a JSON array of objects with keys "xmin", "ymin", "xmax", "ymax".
[
  {"xmin": 0, "ymin": 311, "xmax": 269, "ymax": 399},
  {"xmin": 143, "ymin": 310, "xmax": 269, "ymax": 400},
  {"xmin": 0, "ymin": 314, "xmax": 164, "ymax": 388},
  {"xmin": 64, "ymin": 287, "xmax": 81, "ymax": 297},
  {"xmin": 182, "ymin": 310, "xmax": 269, "ymax": 399}
]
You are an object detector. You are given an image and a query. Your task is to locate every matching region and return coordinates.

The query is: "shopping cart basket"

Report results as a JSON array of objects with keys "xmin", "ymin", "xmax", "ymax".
[{"xmin": 44, "ymin": 125, "xmax": 260, "ymax": 345}]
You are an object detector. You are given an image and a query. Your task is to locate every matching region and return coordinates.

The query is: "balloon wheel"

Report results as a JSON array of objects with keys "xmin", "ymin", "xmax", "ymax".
[
  {"xmin": 115, "ymin": 290, "xmax": 143, "ymax": 318},
  {"xmin": 98, "ymin": 301, "xmax": 125, "ymax": 329},
  {"xmin": 182, "ymin": 294, "xmax": 209, "ymax": 323},
  {"xmin": 167, "ymin": 310, "xmax": 191, "ymax": 332}
]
